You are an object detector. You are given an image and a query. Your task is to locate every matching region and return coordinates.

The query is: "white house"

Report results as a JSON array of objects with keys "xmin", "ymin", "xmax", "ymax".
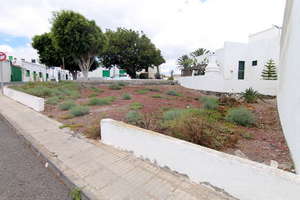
[
  {"xmin": 214, "ymin": 25, "xmax": 281, "ymax": 81},
  {"xmin": 179, "ymin": 26, "xmax": 280, "ymax": 95},
  {"xmin": 47, "ymin": 67, "xmax": 73, "ymax": 82},
  {"xmin": 18, "ymin": 60, "xmax": 47, "ymax": 82},
  {"xmin": 85, "ymin": 66, "xmax": 129, "ymax": 79}
]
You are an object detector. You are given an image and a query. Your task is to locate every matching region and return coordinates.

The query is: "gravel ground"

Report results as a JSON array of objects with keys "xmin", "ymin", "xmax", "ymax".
[{"xmin": 0, "ymin": 118, "xmax": 70, "ymax": 200}]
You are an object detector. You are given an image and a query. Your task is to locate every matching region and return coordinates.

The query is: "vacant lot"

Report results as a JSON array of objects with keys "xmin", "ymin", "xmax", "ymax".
[{"xmin": 11, "ymin": 81, "xmax": 294, "ymax": 172}]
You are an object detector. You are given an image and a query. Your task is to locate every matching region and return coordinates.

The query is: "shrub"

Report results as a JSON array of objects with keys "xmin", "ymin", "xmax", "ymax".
[
  {"xmin": 163, "ymin": 109, "xmax": 184, "ymax": 121},
  {"xmin": 84, "ymin": 124, "xmax": 101, "ymax": 139},
  {"xmin": 70, "ymin": 106, "xmax": 89, "ymax": 117},
  {"xmin": 219, "ymin": 94, "xmax": 239, "ymax": 107},
  {"xmin": 122, "ymin": 93, "xmax": 132, "ymax": 100},
  {"xmin": 88, "ymin": 97, "xmax": 112, "ymax": 106},
  {"xmin": 46, "ymin": 96, "xmax": 60, "ymax": 105},
  {"xmin": 225, "ymin": 107, "xmax": 255, "ymax": 127},
  {"xmin": 88, "ymin": 93, "xmax": 98, "ymax": 98},
  {"xmin": 200, "ymin": 96, "xmax": 219, "ymax": 110},
  {"xmin": 166, "ymin": 90, "xmax": 180, "ymax": 96},
  {"xmin": 126, "ymin": 111, "xmax": 142, "ymax": 125},
  {"xmin": 90, "ymin": 87, "xmax": 102, "ymax": 93},
  {"xmin": 241, "ymin": 88, "xmax": 262, "ymax": 103},
  {"xmin": 168, "ymin": 77, "xmax": 174, "ymax": 80},
  {"xmin": 59, "ymin": 100, "xmax": 76, "ymax": 111},
  {"xmin": 149, "ymin": 88, "xmax": 160, "ymax": 92},
  {"xmin": 136, "ymin": 89, "xmax": 149, "ymax": 94},
  {"xmin": 27, "ymin": 87, "xmax": 54, "ymax": 97},
  {"xmin": 109, "ymin": 84, "xmax": 122, "ymax": 90},
  {"xmin": 152, "ymin": 94, "xmax": 162, "ymax": 98},
  {"xmin": 130, "ymin": 102, "xmax": 144, "ymax": 110}
]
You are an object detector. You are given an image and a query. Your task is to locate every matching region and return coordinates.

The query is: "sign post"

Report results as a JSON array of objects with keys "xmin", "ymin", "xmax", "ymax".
[{"xmin": 0, "ymin": 52, "xmax": 7, "ymax": 94}]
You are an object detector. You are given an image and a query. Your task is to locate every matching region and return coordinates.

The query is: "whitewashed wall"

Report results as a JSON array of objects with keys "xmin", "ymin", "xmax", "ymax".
[
  {"xmin": 0, "ymin": 61, "xmax": 11, "ymax": 82},
  {"xmin": 3, "ymin": 87, "xmax": 44, "ymax": 112},
  {"xmin": 278, "ymin": 0, "xmax": 300, "ymax": 173},
  {"xmin": 101, "ymin": 119, "xmax": 300, "ymax": 200},
  {"xmin": 179, "ymin": 76, "xmax": 277, "ymax": 95}
]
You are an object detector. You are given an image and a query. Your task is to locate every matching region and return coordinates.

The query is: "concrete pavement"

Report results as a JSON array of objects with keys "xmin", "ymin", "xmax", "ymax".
[
  {"xmin": 0, "ymin": 118, "xmax": 70, "ymax": 200},
  {"xmin": 0, "ymin": 95, "xmax": 235, "ymax": 200}
]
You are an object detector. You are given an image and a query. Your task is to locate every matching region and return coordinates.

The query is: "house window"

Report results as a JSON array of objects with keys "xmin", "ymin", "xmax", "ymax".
[
  {"xmin": 39, "ymin": 72, "xmax": 42, "ymax": 78},
  {"xmin": 252, "ymin": 60, "xmax": 258, "ymax": 66},
  {"xmin": 26, "ymin": 70, "xmax": 30, "ymax": 77},
  {"xmin": 46, "ymin": 73, "xmax": 49, "ymax": 79},
  {"xmin": 238, "ymin": 61, "xmax": 245, "ymax": 80}
]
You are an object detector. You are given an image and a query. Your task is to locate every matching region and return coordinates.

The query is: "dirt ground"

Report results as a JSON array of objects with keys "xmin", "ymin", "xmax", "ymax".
[{"xmin": 43, "ymin": 84, "xmax": 294, "ymax": 172}]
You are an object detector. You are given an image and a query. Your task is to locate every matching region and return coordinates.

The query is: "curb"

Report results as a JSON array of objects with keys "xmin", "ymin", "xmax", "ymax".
[{"xmin": 0, "ymin": 113, "xmax": 93, "ymax": 200}]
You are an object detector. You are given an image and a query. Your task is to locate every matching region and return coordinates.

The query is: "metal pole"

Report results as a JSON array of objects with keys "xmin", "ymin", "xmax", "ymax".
[{"xmin": 0, "ymin": 61, "xmax": 4, "ymax": 94}]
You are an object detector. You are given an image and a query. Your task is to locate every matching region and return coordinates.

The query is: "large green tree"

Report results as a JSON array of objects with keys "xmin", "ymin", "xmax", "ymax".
[
  {"xmin": 51, "ymin": 10, "xmax": 106, "ymax": 80},
  {"xmin": 32, "ymin": 32, "xmax": 97, "ymax": 79},
  {"xmin": 100, "ymin": 28, "xmax": 165, "ymax": 78}
]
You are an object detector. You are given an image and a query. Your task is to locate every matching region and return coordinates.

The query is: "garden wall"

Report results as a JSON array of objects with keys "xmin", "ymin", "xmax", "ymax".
[
  {"xmin": 178, "ymin": 76, "xmax": 278, "ymax": 96},
  {"xmin": 3, "ymin": 87, "xmax": 44, "ymax": 112},
  {"xmin": 101, "ymin": 119, "xmax": 300, "ymax": 200}
]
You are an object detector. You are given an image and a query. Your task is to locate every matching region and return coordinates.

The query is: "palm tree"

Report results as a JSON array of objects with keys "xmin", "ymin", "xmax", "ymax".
[
  {"xmin": 190, "ymin": 48, "xmax": 210, "ymax": 57},
  {"xmin": 177, "ymin": 54, "xmax": 194, "ymax": 69}
]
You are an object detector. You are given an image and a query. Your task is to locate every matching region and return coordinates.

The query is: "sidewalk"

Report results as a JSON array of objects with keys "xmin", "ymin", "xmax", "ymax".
[{"xmin": 0, "ymin": 95, "xmax": 234, "ymax": 200}]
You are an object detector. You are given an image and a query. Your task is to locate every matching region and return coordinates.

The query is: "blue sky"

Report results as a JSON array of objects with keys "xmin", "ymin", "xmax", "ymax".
[{"xmin": 0, "ymin": 32, "xmax": 30, "ymax": 48}]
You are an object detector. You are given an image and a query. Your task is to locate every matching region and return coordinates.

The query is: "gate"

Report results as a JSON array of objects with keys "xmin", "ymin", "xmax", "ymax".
[{"xmin": 11, "ymin": 65, "xmax": 22, "ymax": 82}]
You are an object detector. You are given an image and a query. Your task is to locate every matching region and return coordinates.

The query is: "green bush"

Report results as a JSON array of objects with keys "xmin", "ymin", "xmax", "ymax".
[
  {"xmin": 152, "ymin": 94, "xmax": 162, "ymax": 98},
  {"xmin": 241, "ymin": 88, "xmax": 261, "ymax": 103},
  {"xmin": 126, "ymin": 111, "xmax": 142, "ymax": 125},
  {"xmin": 136, "ymin": 89, "xmax": 149, "ymax": 94},
  {"xmin": 88, "ymin": 93, "xmax": 98, "ymax": 98},
  {"xmin": 70, "ymin": 106, "xmax": 89, "ymax": 117},
  {"xmin": 225, "ymin": 107, "xmax": 255, "ymax": 127},
  {"xmin": 163, "ymin": 109, "xmax": 184, "ymax": 121},
  {"xmin": 90, "ymin": 87, "xmax": 102, "ymax": 93},
  {"xmin": 27, "ymin": 87, "xmax": 54, "ymax": 97},
  {"xmin": 166, "ymin": 90, "xmax": 180, "ymax": 96},
  {"xmin": 122, "ymin": 93, "xmax": 131, "ymax": 100},
  {"xmin": 88, "ymin": 97, "xmax": 114, "ymax": 106},
  {"xmin": 46, "ymin": 96, "xmax": 60, "ymax": 105},
  {"xmin": 109, "ymin": 84, "xmax": 122, "ymax": 90},
  {"xmin": 200, "ymin": 96, "xmax": 219, "ymax": 110},
  {"xmin": 149, "ymin": 88, "xmax": 160, "ymax": 92},
  {"xmin": 130, "ymin": 102, "xmax": 144, "ymax": 110},
  {"xmin": 59, "ymin": 100, "xmax": 76, "ymax": 111}
]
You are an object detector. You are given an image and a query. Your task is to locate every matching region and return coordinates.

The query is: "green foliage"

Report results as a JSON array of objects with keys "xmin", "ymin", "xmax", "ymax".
[
  {"xmin": 70, "ymin": 106, "xmax": 89, "ymax": 117},
  {"xmin": 166, "ymin": 90, "xmax": 180, "ymax": 96},
  {"xmin": 46, "ymin": 96, "xmax": 60, "ymax": 105},
  {"xmin": 109, "ymin": 84, "xmax": 122, "ymax": 90},
  {"xmin": 152, "ymin": 94, "xmax": 162, "ymax": 98},
  {"xmin": 200, "ymin": 96, "xmax": 219, "ymax": 110},
  {"xmin": 69, "ymin": 187, "xmax": 82, "ymax": 200},
  {"xmin": 90, "ymin": 87, "xmax": 102, "ymax": 93},
  {"xmin": 177, "ymin": 54, "xmax": 194, "ymax": 69},
  {"xmin": 88, "ymin": 93, "xmax": 98, "ymax": 98},
  {"xmin": 148, "ymin": 88, "xmax": 160, "ymax": 92},
  {"xmin": 225, "ymin": 107, "xmax": 255, "ymax": 127},
  {"xmin": 122, "ymin": 93, "xmax": 132, "ymax": 100},
  {"xmin": 240, "ymin": 132, "xmax": 253, "ymax": 140},
  {"xmin": 126, "ymin": 111, "xmax": 142, "ymax": 125},
  {"xmin": 59, "ymin": 100, "xmax": 76, "ymax": 111},
  {"xmin": 241, "ymin": 88, "xmax": 261, "ymax": 103},
  {"xmin": 136, "ymin": 89, "xmax": 149, "ymax": 94},
  {"xmin": 88, "ymin": 97, "xmax": 114, "ymax": 106},
  {"xmin": 51, "ymin": 10, "xmax": 106, "ymax": 79},
  {"xmin": 261, "ymin": 59, "xmax": 278, "ymax": 80},
  {"xmin": 117, "ymin": 82, "xmax": 127, "ymax": 87},
  {"xmin": 100, "ymin": 28, "xmax": 165, "ymax": 78},
  {"xmin": 168, "ymin": 77, "xmax": 174, "ymax": 80},
  {"xmin": 130, "ymin": 102, "xmax": 144, "ymax": 110},
  {"xmin": 163, "ymin": 109, "xmax": 184, "ymax": 121}
]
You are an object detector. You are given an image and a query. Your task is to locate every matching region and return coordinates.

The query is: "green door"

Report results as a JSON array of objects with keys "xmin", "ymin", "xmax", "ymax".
[
  {"xmin": 119, "ymin": 69, "xmax": 126, "ymax": 75},
  {"xmin": 11, "ymin": 65, "xmax": 22, "ymax": 82},
  {"xmin": 102, "ymin": 70, "xmax": 110, "ymax": 77}
]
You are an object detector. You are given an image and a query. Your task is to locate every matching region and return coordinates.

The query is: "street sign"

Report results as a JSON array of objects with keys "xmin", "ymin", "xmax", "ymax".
[{"xmin": 0, "ymin": 52, "xmax": 7, "ymax": 61}]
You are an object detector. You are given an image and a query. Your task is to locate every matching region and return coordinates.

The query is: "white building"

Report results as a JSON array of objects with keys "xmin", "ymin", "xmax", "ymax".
[
  {"xmin": 214, "ymin": 25, "xmax": 281, "ymax": 81},
  {"xmin": 85, "ymin": 66, "xmax": 129, "ymax": 79},
  {"xmin": 47, "ymin": 67, "xmax": 73, "ymax": 82},
  {"xmin": 18, "ymin": 60, "xmax": 47, "ymax": 82}
]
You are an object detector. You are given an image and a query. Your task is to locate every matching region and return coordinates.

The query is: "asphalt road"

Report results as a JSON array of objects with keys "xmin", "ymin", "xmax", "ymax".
[{"xmin": 0, "ymin": 118, "xmax": 70, "ymax": 200}]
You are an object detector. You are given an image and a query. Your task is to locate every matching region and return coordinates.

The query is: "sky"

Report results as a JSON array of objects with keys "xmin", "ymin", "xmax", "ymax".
[{"xmin": 0, "ymin": 0, "xmax": 286, "ymax": 74}]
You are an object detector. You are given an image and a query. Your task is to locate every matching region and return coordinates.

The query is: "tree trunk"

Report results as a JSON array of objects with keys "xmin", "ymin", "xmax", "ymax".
[
  {"xmin": 70, "ymin": 71, "xmax": 77, "ymax": 80},
  {"xmin": 82, "ymin": 70, "xmax": 88, "ymax": 81},
  {"xmin": 156, "ymin": 66, "xmax": 161, "ymax": 79}
]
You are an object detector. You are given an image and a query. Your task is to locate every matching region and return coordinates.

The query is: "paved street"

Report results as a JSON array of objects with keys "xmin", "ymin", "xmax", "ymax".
[{"xmin": 0, "ymin": 118, "xmax": 70, "ymax": 200}]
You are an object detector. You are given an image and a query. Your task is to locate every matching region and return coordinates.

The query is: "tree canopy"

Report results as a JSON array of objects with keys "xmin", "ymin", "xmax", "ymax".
[
  {"xmin": 51, "ymin": 10, "xmax": 106, "ymax": 79},
  {"xmin": 100, "ymin": 28, "xmax": 165, "ymax": 78}
]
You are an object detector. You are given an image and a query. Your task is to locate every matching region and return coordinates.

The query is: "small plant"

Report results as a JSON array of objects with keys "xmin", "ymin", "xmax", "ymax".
[
  {"xmin": 89, "ymin": 97, "xmax": 111, "ymax": 106},
  {"xmin": 84, "ymin": 124, "xmax": 100, "ymax": 139},
  {"xmin": 166, "ymin": 90, "xmax": 180, "ymax": 96},
  {"xmin": 126, "ymin": 111, "xmax": 142, "ymax": 125},
  {"xmin": 46, "ymin": 96, "xmax": 60, "ymax": 105},
  {"xmin": 136, "ymin": 89, "xmax": 149, "ymax": 94},
  {"xmin": 122, "ymin": 93, "xmax": 132, "ymax": 100},
  {"xmin": 240, "ymin": 132, "xmax": 253, "ymax": 140},
  {"xmin": 149, "ymin": 88, "xmax": 160, "ymax": 92},
  {"xmin": 59, "ymin": 100, "xmax": 76, "ymax": 111},
  {"xmin": 219, "ymin": 94, "xmax": 239, "ymax": 107},
  {"xmin": 130, "ymin": 102, "xmax": 144, "ymax": 110},
  {"xmin": 152, "ymin": 94, "xmax": 162, "ymax": 98},
  {"xmin": 241, "ymin": 88, "xmax": 262, "ymax": 103},
  {"xmin": 163, "ymin": 109, "xmax": 184, "ymax": 121},
  {"xmin": 69, "ymin": 187, "xmax": 82, "ymax": 200},
  {"xmin": 59, "ymin": 123, "xmax": 83, "ymax": 130},
  {"xmin": 200, "ymin": 96, "xmax": 219, "ymax": 110},
  {"xmin": 88, "ymin": 93, "xmax": 98, "ymax": 98},
  {"xmin": 91, "ymin": 87, "xmax": 102, "ymax": 93},
  {"xmin": 261, "ymin": 59, "xmax": 278, "ymax": 80},
  {"xmin": 70, "ymin": 106, "xmax": 89, "ymax": 117},
  {"xmin": 225, "ymin": 107, "xmax": 255, "ymax": 127},
  {"xmin": 109, "ymin": 84, "xmax": 122, "ymax": 90}
]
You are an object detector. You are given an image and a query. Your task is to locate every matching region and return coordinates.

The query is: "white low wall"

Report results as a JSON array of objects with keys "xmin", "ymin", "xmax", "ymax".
[
  {"xmin": 101, "ymin": 119, "xmax": 300, "ymax": 200},
  {"xmin": 3, "ymin": 87, "xmax": 44, "ymax": 112},
  {"xmin": 179, "ymin": 76, "xmax": 278, "ymax": 96}
]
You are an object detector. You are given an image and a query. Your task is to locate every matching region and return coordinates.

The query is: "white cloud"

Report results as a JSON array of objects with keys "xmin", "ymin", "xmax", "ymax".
[
  {"xmin": 0, "ymin": 45, "xmax": 37, "ymax": 61},
  {"xmin": 0, "ymin": 0, "xmax": 285, "ymax": 73}
]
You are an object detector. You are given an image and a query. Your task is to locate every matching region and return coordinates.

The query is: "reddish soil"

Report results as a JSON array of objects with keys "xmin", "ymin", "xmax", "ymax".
[{"xmin": 43, "ymin": 84, "xmax": 294, "ymax": 172}]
